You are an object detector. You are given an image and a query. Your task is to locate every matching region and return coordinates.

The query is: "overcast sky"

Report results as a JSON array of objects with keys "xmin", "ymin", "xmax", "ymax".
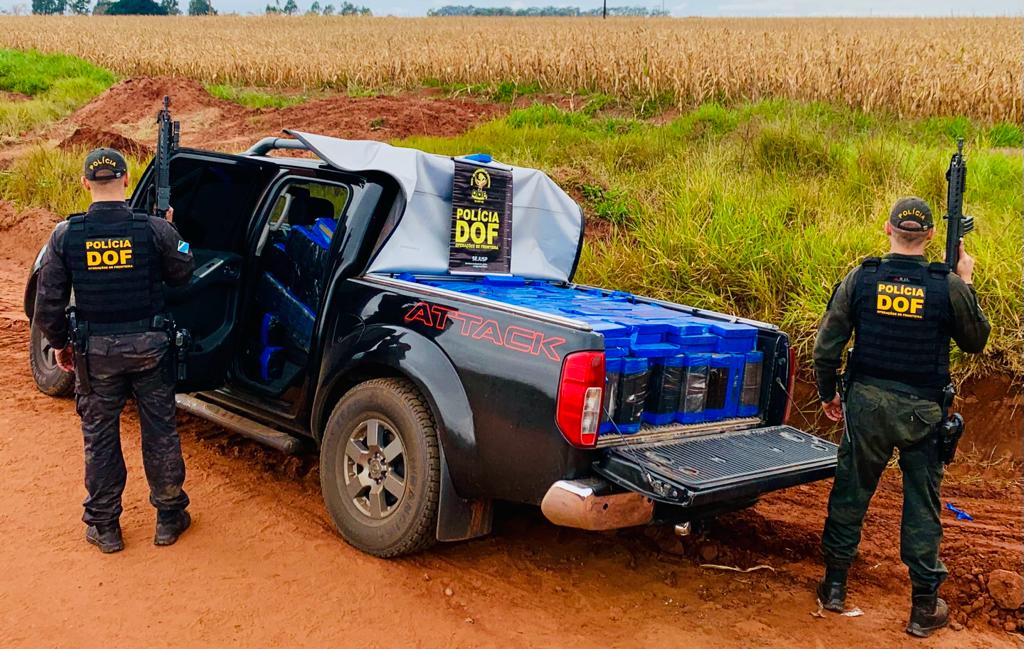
[{"xmin": 233, "ymin": 0, "xmax": 1021, "ymax": 16}]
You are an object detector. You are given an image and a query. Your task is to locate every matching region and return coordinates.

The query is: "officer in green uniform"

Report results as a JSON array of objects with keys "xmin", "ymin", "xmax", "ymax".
[{"xmin": 812, "ymin": 197, "xmax": 990, "ymax": 637}]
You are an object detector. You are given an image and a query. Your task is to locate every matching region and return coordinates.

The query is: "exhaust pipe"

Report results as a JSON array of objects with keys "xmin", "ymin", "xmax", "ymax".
[{"xmin": 541, "ymin": 478, "xmax": 653, "ymax": 531}]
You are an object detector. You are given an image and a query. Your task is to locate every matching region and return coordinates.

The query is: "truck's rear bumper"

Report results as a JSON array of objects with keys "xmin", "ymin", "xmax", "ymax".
[
  {"xmin": 540, "ymin": 478, "xmax": 654, "ymax": 530},
  {"xmin": 593, "ymin": 424, "xmax": 838, "ymax": 509}
]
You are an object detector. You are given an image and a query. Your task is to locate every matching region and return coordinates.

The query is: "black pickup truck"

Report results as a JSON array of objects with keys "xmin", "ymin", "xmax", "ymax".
[{"xmin": 24, "ymin": 131, "xmax": 838, "ymax": 557}]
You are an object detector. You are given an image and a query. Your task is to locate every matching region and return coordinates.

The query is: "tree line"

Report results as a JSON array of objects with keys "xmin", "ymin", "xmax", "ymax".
[
  {"xmin": 27, "ymin": 0, "xmax": 370, "ymax": 13},
  {"xmin": 30, "ymin": 0, "xmax": 214, "ymax": 13},
  {"xmin": 264, "ymin": 0, "xmax": 370, "ymax": 15},
  {"xmin": 427, "ymin": 5, "xmax": 670, "ymax": 16}
]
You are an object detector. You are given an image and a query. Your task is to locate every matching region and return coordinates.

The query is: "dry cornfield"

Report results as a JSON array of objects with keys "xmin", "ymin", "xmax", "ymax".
[{"xmin": 0, "ymin": 16, "xmax": 1018, "ymax": 120}]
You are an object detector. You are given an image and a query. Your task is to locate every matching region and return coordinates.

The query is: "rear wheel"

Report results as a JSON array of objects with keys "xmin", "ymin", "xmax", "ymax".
[
  {"xmin": 319, "ymin": 378, "xmax": 439, "ymax": 557},
  {"xmin": 29, "ymin": 319, "xmax": 74, "ymax": 397}
]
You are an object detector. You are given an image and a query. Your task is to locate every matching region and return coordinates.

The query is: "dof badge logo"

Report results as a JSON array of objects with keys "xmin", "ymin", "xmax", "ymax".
[
  {"xmin": 876, "ymin": 281, "xmax": 925, "ymax": 320},
  {"xmin": 85, "ymin": 237, "xmax": 134, "ymax": 271}
]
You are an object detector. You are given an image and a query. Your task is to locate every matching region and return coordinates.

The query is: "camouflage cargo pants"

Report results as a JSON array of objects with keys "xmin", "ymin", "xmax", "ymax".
[
  {"xmin": 821, "ymin": 380, "xmax": 947, "ymax": 595},
  {"xmin": 75, "ymin": 331, "xmax": 189, "ymax": 527}
]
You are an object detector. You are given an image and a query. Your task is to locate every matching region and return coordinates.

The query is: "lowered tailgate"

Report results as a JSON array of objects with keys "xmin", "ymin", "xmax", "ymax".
[{"xmin": 594, "ymin": 425, "xmax": 838, "ymax": 508}]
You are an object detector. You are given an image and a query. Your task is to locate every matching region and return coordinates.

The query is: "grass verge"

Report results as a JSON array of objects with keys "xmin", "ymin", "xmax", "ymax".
[
  {"xmin": 205, "ymin": 83, "xmax": 311, "ymax": 109},
  {"xmin": 0, "ymin": 49, "xmax": 115, "ymax": 140},
  {"xmin": 400, "ymin": 101, "xmax": 1022, "ymax": 377},
  {"xmin": 0, "ymin": 146, "xmax": 145, "ymax": 216}
]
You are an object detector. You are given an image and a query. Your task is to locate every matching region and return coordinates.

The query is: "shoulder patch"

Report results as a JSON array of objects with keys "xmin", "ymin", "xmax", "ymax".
[{"xmin": 176, "ymin": 240, "xmax": 190, "ymax": 254}]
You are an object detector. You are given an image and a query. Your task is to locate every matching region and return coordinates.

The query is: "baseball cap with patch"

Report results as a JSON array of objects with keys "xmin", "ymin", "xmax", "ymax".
[
  {"xmin": 889, "ymin": 197, "xmax": 934, "ymax": 231},
  {"xmin": 83, "ymin": 148, "xmax": 128, "ymax": 181}
]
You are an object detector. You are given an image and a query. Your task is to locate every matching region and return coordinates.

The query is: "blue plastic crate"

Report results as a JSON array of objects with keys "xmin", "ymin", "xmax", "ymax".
[
  {"xmin": 643, "ymin": 353, "xmax": 685, "ymax": 426},
  {"xmin": 677, "ymin": 352, "xmax": 710, "ymax": 425},
  {"xmin": 612, "ymin": 356, "xmax": 648, "ymax": 434},
  {"xmin": 600, "ymin": 355, "xmax": 624, "ymax": 434},
  {"xmin": 703, "ymin": 353, "xmax": 744, "ymax": 421},
  {"xmin": 694, "ymin": 319, "xmax": 758, "ymax": 353},
  {"xmin": 259, "ymin": 345, "xmax": 285, "ymax": 382},
  {"xmin": 738, "ymin": 350, "xmax": 764, "ymax": 418},
  {"xmin": 670, "ymin": 333, "xmax": 718, "ymax": 353},
  {"xmin": 258, "ymin": 273, "xmax": 316, "ymax": 352}
]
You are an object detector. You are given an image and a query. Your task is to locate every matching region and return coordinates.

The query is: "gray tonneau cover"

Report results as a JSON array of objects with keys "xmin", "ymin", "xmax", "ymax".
[{"xmin": 287, "ymin": 130, "xmax": 584, "ymax": 282}]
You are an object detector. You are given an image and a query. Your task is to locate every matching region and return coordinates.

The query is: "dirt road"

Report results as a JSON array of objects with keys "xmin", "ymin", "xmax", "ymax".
[
  {"xmin": 0, "ymin": 256, "xmax": 1020, "ymax": 648},
  {"xmin": 0, "ymin": 80, "xmax": 1021, "ymax": 648}
]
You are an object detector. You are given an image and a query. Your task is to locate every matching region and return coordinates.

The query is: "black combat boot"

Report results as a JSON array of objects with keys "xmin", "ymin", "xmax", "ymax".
[
  {"xmin": 816, "ymin": 566, "xmax": 848, "ymax": 612},
  {"xmin": 906, "ymin": 593, "xmax": 949, "ymax": 638},
  {"xmin": 154, "ymin": 510, "xmax": 191, "ymax": 546},
  {"xmin": 86, "ymin": 523, "xmax": 124, "ymax": 554}
]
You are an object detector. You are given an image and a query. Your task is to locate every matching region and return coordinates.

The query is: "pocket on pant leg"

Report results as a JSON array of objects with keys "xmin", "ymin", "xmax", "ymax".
[{"xmin": 894, "ymin": 398, "xmax": 943, "ymax": 449}]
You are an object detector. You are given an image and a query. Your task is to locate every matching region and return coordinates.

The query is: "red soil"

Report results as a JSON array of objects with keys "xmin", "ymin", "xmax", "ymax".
[{"xmin": 61, "ymin": 76, "xmax": 503, "ymax": 155}]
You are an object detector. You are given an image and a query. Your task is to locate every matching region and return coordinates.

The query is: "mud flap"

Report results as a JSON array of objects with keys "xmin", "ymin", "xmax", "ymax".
[
  {"xmin": 435, "ymin": 444, "xmax": 493, "ymax": 542},
  {"xmin": 594, "ymin": 425, "xmax": 838, "ymax": 508}
]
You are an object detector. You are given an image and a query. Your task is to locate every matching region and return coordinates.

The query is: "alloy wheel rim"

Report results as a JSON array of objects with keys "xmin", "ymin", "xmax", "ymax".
[
  {"xmin": 37, "ymin": 331, "xmax": 57, "ymax": 371},
  {"xmin": 343, "ymin": 418, "xmax": 407, "ymax": 520}
]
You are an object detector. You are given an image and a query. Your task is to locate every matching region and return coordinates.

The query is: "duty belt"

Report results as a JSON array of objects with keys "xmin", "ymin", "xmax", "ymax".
[
  {"xmin": 848, "ymin": 374, "xmax": 944, "ymax": 405},
  {"xmin": 84, "ymin": 314, "xmax": 172, "ymax": 336}
]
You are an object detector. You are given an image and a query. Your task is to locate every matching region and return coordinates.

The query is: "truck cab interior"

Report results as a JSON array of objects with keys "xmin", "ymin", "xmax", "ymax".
[
  {"xmin": 126, "ymin": 143, "xmax": 403, "ymax": 438},
  {"xmin": 237, "ymin": 178, "xmax": 351, "ymax": 398},
  {"xmin": 131, "ymin": 150, "xmax": 278, "ymax": 393}
]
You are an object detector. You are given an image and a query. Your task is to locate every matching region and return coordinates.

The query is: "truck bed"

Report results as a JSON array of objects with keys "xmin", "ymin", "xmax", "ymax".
[{"xmin": 394, "ymin": 273, "xmax": 780, "ymax": 438}]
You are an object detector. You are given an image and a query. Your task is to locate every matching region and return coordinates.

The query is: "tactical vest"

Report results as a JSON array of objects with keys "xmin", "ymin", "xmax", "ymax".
[
  {"xmin": 63, "ymin": 208, "xmax": 165, "ymax": 325},
  {"xmin": 848, "ymin": 257, "xmax": 952, "ymax": 391}
]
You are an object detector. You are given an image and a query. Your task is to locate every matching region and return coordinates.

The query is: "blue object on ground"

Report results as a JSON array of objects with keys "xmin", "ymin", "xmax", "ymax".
[{"xmin": 945, "ymin": 502, "xmax": 974, "ymax": 521}]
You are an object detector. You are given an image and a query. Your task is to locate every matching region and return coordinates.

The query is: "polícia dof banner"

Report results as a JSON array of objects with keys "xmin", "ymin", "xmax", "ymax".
[{"xmin": 448, "ymin": 159, "xmax": 512, "ymax": 275}]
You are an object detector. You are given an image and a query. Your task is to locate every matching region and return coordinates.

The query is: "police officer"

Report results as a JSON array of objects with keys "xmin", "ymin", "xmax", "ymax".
[
  {"xmin": 813, "ymin": 197, "xmax": 990, "ymax": 637},
  {"xmin": 33, "ymin": 148, "xmax": 195, "ymax": 554}
]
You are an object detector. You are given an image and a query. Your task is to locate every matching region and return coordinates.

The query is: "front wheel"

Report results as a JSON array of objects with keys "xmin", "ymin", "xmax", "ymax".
[
  {"xmin": 29, "ymin": 319, "xmax": 74, "ymax": 397},
  {"xmin": 319, "ymin": 378, "xmax": 440, "ymax": 558}
]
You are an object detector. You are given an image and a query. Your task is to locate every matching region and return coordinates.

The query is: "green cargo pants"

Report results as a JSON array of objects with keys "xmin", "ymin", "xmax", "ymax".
[{"xmin": 821, "ymin": 380, "xmax": 947, "ymax": 595}]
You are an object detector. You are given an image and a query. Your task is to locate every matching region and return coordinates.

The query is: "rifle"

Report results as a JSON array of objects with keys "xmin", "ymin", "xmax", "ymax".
[
  {"xmin": 943, "ymin": 138, "xmax": 974, "ymax": 272},
  {"xmin": 154, "ymin": 96, "xmax": 180, "ymax": 219}
]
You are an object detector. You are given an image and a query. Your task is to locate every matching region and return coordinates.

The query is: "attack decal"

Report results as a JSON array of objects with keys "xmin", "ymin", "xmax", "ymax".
[
  {"xmin": 84, "ymin": 237, "xmax": 134, "ymax": 271},
  {"xmin": 404, "ymin": 301, "xmax": 565, "ymax": 362},
  {"xmin": 875, "ymin": 281, "xmax": 926, "ymax": 320},
  {"xmin": 177, "ymin": 240, "xmax": 190, "ymax": 254}
]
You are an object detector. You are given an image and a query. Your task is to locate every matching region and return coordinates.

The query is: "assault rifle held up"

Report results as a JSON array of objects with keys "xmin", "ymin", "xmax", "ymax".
[
  {"xmin": 943, "ymin": 138, "xmax": 974, "ymax": 272},
  {"xmin": 154, "ymin": 96, "xmax": 180, "ymax": 219}
]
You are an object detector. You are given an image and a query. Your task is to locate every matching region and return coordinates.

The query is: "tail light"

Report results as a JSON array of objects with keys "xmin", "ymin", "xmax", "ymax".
[
  {"xmin": 783, "ymin": 346, "xmax": 797, "ymax": 425},
  {"xmin": 556, "ymin": 351, "xmax": 605, "ymax": 448}
]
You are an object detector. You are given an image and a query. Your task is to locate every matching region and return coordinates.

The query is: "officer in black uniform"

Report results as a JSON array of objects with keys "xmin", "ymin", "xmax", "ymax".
[
  {"xmin": 813, "ymin": 197, "xmax": 990, "ymax": 637},
  {"xmin": 34, "ymin": 148, "xmax": 195, "ymax": 554}
]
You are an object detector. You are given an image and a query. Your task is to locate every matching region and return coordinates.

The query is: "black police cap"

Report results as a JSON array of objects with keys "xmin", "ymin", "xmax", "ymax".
[
  {"xmin": 83, "ymin": 148, "xmax": 128, "ymax": 181},
  {"xmin": 889, "ymin": 197, "xmax": 934, "ymax": 231}
]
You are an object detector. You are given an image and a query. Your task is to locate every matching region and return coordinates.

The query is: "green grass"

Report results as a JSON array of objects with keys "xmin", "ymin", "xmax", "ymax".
[
  {"xmin": 424, "ymin": 78, "xmax": 544, "ymax": 103},
  {"xmin": 0, "ymin": 147, "xmax": 146, "ymax": 217},
  {"xmin": 0, "ymin": 49, "xmax": 115, "ymax": 140},
  {"xmin": 205, "ymin": 83, "xmax": 311, "ymax": 109},
  {"xmin": 400, "ymin": 101, "xmax": 1023, "ymax": 377}
]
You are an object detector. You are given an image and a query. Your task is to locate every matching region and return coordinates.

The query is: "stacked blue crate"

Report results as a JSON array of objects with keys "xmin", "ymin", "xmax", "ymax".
[{"xmin": 404, "ymin": 275, "xmax": 765, "ymax": 433}]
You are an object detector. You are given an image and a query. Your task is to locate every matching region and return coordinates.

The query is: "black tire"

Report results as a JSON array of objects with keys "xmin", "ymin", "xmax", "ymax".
[
  {"xmin": 29, "ymin": 319, "xmax": 74, "ymax": 397},
  {"xmin": 319, "ymin": 378, "xmax": 440, "ymax": 558}
]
